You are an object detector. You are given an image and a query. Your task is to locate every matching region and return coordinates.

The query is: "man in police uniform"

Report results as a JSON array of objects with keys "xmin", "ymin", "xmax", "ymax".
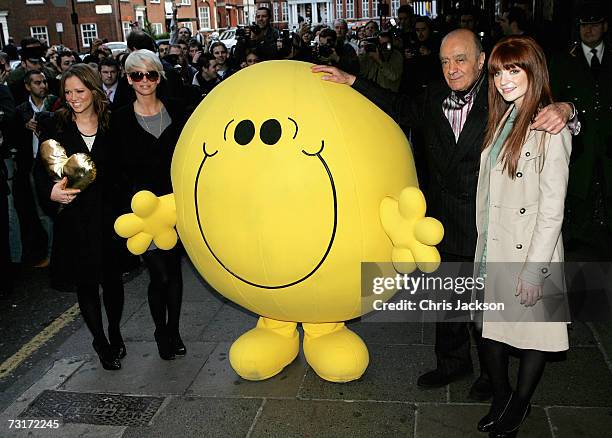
[{"xmin": 549, "ymin": 4, "xmax": 612, "ymax": 258}]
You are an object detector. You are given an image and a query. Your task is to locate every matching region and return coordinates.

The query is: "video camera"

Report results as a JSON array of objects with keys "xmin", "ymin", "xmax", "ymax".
[
  {"xmin": 236, "ymin": 24, "xmax": 262, "ymax": 40},
  {"xmin": 362, "ymin": 37, "xmax": 380, "ymax": 53}
]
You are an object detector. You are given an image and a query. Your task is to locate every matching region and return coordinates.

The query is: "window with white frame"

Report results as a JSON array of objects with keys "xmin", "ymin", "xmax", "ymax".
[
  {"xmin": 336, "ymin": 0, "xmax": 343, "ymax": 19},
  {"xmin": 30, "ymin": 26, "xmax": 48, "ymax": 43},
  {"xmin": 150, "ymin": 0, "xmax": 160, "ymax": 3},
  {"xmin": 391, "ymin": 0, "xmax": 400, "ymax": 17},
  {"xmin": 122, "ymin": 21, "xmax": 131, "ymax": 40},
  {"xmin": 80, "ymin": 23, "xmax": 98, "ymax": 47},
  {"xmin": 199, "ymin": 6, "xmax": 211, "ymax": 29},
  {"xmin": 26, "ymin": 0, "xmax": 44, "ymax": 4},
  {"xmin": 272, "ymin": 2, "xmax": 279, "ymax": 22},
  {"xmin": 152, "ymin": 23, "xmax": 163, "ymax": 35},
  {"xmin": 281, "ymin": 2, "xmax": 288, "ymax": 21},
  {"xmin": 346, "ymin": 0, "xmax": 354, "ymax": 18},
  {"xmin": 180, "ymin": 0, "xmax": 191, "ymax": 5},
  {"xmin": 372, "ymin": 0, "xmax": 378, "ymax": 17},
  {"xmin": 361, "ymin": 0, "xmax": 369, "ymax": 18},
  {"xmin": 182, "ymin": 21, "xmax": 193, "ymax": 32}
]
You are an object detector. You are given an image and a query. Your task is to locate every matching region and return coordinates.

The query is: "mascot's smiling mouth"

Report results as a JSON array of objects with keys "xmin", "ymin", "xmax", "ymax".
[{"xmin": 193, "ymin": 138, "xmax": 337, "ymax": 289}]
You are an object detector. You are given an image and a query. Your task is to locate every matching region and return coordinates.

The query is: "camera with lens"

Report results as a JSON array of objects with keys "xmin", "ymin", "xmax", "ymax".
[
  {"xmin": 236, "ymin": 26, "xmax": 248, "ymax": 38},
  {"xmin": 317, "ymin": 43, "xmax": 334, "ymax": 58},
  {"xmin": 164, "ymin": 53, "xmax": 182, "ymax": 70},
  {"xmin": 363, "ymin": 37, "xmax": 380, "ymax": 53}
]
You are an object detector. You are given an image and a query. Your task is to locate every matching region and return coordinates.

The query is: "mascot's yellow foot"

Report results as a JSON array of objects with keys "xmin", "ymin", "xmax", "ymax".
[
  {"xmin": 229, "ymin": 317, "xmax": 299, "ymax": 381},
  {"xmin": 302, "ymin": 322, "xmax": 369, "ymax": 382}
]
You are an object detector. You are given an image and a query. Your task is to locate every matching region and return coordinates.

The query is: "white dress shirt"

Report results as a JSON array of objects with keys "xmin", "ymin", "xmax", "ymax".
[
  {"xmin": 29, "ymin": 96, "xmax": 44, "ymax": 158},
  {"xmin": 103, "ymin": 82, "xmax": 118, "ymax": 102},
  {"xmin": 582, "ymin": 41, "xmax": 604, "ymax": 67}
]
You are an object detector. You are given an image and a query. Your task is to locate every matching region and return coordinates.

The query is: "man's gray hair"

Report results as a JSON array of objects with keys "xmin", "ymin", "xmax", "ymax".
[{"xmin": 334, "ymin": 19, "xmax": 348, "ymax": 30}]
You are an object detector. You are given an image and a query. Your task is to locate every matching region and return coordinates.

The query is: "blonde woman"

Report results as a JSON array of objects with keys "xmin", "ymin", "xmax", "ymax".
[{"xmin": 112, "ymin": 50, "xmax": 188, "ymax": 361}]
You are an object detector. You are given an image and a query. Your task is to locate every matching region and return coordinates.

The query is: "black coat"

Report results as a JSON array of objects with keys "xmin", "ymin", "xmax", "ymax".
[
  {"xmin": 11, "ymin": 101, "xmax": 52, "ymax": 263},
  {"xmin": 110, "ymin": 99, "xmax": 187, "ymax": 213},
  {"xmin": 353, "ymin": 77, "xmax": 488, "ymax": 258},
  {"xmin": 34, "ymin": 116, "xmax": 121, "ymax": 287}
]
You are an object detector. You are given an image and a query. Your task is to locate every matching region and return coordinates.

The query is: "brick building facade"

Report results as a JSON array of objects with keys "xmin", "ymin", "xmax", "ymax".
[
  {"xmin": 0, "ymin": 0, "xmax": 428, "ymax": 52},
  {"xmin": 0, "ymin": 0, "xmax": 222, "ymax": 51}
]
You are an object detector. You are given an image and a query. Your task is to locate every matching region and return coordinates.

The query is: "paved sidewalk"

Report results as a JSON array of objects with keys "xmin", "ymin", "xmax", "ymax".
[{"xmin": 1, "ymin": 260, "xmax": 611, "ymax": 437}]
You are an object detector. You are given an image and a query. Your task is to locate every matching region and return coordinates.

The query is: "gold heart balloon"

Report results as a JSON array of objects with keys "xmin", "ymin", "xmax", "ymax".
[{"xmin": 40, "ymin": 139, "xmax": 97, "ymax": 190}]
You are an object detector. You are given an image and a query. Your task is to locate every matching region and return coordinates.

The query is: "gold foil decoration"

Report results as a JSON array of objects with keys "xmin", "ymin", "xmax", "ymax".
[{"xmin": 40, "ymin": 139, "xmax": 97, "ymax": 190}]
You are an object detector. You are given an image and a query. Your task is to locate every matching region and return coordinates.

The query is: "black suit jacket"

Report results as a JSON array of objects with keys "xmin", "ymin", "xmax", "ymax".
[{"xmin": 353, "ymin": 78, "xmax": 488, "ymax": 258}]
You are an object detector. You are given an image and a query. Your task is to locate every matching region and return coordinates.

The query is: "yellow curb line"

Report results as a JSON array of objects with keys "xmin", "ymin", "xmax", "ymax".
[{"xmin": 0, "ymin": 303, "xmax": 80, "ymax": 379}]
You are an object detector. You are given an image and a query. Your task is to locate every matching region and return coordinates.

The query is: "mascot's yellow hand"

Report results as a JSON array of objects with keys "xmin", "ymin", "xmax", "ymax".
[
  {"xmin": 114, "ymin": 191, "xmax": 178, "ymax": 255},
  {"xmin": 380, "ymin": 187, "xmax": 444, "ymax": 274}
]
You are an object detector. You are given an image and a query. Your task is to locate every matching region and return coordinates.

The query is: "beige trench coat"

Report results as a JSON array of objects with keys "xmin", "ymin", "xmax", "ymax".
[{"xmin": 474, "ymin": 106, "xmax": 572, "ymax": 352}]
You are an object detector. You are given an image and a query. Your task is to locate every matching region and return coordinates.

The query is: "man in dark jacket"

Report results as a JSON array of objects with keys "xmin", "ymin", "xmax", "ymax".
[
  {"xmin": 0, "ymin": 83, "xmax": 15, "ymax": 295},
  {"xmin": 12, "ymin": 70, "xmax": 57, "ymax": 266},
  {"xmin": 312, "ymin": 28, "xmax": 576, "ymax": 399},
  {"xmin": 549, "ymin": 6, "xmax": 611, "ymax": 258}
]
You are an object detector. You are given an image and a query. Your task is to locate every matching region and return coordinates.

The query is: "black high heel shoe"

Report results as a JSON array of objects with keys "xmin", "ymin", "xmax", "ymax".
[
  {"xmin": 154, "ymin": 331, "xmax": 175, "ymax": 361},
  {"xmin": 489, "ymin": 397, "xmax": 532, "ymax": 438},
  {"xmin": 109, "ymin": 333, "xmax": 127, "ymax": 360},
  {"xmin": 111, "ymin": 343, "xmax": 127, "ymax": 360},
  {"xmin": 478, "ymin": 392, "xmax": 513, "ymax": 432},
  {"xmin": 170, "ymin": 333, "xmax": 186, "ymax": 356},
  {"xmin": 92, "ymin": 341, "xmax": 121, "ymax": 370}
]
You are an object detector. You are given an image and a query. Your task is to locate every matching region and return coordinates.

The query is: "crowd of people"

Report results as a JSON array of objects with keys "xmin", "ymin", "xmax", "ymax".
[{"xmin": 0, "ymin": 1, "xmax": 609, "ymax": 437}]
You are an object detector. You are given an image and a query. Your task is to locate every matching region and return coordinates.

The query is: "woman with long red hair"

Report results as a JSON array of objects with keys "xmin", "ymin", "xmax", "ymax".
[{"xmin": 474, "ymin": 36, "xmax": 571, "ymax": 437}]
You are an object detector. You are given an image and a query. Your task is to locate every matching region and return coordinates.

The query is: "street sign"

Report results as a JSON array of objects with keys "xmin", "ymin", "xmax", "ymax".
[
  {"xmin": 56, "ymin": 23, "xmax": 63, "ymax": 33},
  {"xmin": 95, "ymin": 5, "xmax": 112, "ymax": 15}
]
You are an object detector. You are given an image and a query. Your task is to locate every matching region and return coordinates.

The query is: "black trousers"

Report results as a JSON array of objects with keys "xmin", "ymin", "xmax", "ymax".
[{"xmin": 434, "ymin": 252, "xmax": 485, "ymax": 376}]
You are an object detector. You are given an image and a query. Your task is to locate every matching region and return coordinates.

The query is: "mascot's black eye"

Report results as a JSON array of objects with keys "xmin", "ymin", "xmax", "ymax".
[
  {"xmin": 234, "ymin": 120, "xmax": 255, "ymax": 145},
  {"xmin": 260, "ymin": 119, "xmax": 282, "ymax": 145}
]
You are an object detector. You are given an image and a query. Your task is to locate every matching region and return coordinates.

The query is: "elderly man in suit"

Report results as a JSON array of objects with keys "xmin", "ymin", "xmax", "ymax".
[
  {"xmin": 312, "ymin": 28, "xmax": 577, "ymax": 399},
  {"xmin": 549, "ymin": 5, "xmax": 611, "ymax": 259}
]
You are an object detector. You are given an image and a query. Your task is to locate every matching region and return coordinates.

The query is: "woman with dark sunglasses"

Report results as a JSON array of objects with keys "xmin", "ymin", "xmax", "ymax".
[{"xmin": 111, "ymin": 49, "xmax": 188, "ymax": 361}]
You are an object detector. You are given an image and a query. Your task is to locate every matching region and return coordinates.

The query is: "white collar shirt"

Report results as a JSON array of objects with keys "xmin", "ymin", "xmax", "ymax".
[
  {"xmin": 582, "ymin": 41, "xmax": 605, "ymax": 66},
  {"xmin": 29, "ymin": 96, "xmax": 44, "ymax": 158}
]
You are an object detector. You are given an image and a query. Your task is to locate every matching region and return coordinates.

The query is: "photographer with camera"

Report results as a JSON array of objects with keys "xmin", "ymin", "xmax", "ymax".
[
  {"xmin": 400, "ymin": 16, "xmax": 442, "ymax": 96},
  {"xmin": 232, "ymin": 23, "xmax": 259, "ymax": 62},
  {"xmin": 358, "ymin": 31, "xmax": 403, "ymax": 92},
  {"xmin": 314, "ymin": 29, "xmax": 359, "ymax": 76},
  {"xmin": 255, "ymin": 7, "xmax": 280, "ymax": 60},
  {"xmin": 166, "ymin": 44, "xmax": 197, "ymax": 86}
]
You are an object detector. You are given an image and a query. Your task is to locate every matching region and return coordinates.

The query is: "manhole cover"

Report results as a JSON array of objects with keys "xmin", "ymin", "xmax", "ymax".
[{"xmin": 19, "ymin": 390, "xmax": 165, "ymax": 426}]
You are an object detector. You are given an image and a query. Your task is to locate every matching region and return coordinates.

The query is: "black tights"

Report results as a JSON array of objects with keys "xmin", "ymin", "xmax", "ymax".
[
  {"xmin": 76, "ymin": 271, "xmax": 125, "ymax": 347},
  {"xmin": 481, "ymin": 337, "xmax": 547, "ymax": 420},
  {"xmin": 141, "ymin": 248, "xmax": 183, "ymax": 336}
]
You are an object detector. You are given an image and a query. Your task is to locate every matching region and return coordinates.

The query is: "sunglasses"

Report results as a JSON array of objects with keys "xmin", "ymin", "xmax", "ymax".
[{"xmin": 128, "ymin": 71, "xmax": 160, "ymax": 82}]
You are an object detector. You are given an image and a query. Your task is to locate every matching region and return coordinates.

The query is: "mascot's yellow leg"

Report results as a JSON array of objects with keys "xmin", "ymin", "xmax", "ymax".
[
  {"xmin": 302, "ymin": 322, "xmax": 369, "ymax": 383},
  {"xmin": 229, "ymin": 317, "xmax": 299, "ymax": 381}
]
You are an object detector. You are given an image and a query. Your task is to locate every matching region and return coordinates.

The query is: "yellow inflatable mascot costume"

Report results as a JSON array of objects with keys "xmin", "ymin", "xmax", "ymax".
[{"xmin": 115, "ymin": 61, "xmax": 443, "ymax": 382}]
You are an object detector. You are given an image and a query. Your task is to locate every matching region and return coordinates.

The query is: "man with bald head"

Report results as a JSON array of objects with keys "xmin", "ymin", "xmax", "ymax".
[{"xmin": 313, "ymin": 29, "xmax": 576, "ymax": 398}]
